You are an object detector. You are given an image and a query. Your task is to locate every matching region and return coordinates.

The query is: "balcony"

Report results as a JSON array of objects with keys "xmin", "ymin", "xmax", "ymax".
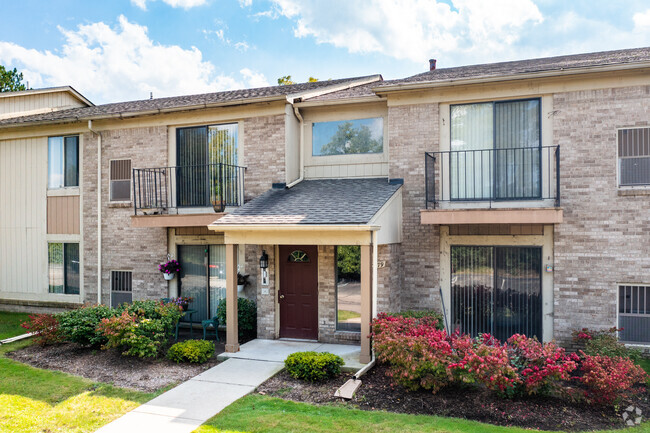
[
  {"xmin": 422, "ymin": 146, "xmax": 563, "ymax": 225},
  {"xmin": 132, "ymin": 163, "xmax": 245, "ymax": 227}
]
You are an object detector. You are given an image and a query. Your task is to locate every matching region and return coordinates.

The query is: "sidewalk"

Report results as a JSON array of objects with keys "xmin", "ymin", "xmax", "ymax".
[{"xmin": 95, "ymin": 358, "xmax": 284, "ymax": 433}]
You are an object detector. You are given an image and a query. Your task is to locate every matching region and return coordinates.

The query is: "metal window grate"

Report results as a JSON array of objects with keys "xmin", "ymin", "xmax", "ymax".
[
  {"xmin": 111, "ymin": 271, "xmax": 133, "ymax": 308},
  {"xmin": 110, "ymin": 160, "xmax": 132, "ymax": 201},
  {"xmin": 618, "ymin": 284, "xmax": 650, "ymax": 344},
  {"xmin": 618, "ymin": 128, "xmax": 650, "ymax": 186}
]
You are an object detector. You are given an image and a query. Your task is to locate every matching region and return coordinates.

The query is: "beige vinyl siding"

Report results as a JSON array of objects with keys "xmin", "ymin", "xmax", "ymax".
[
  {"xmin": 0, "ymin": 137, "xmax": 48, "ymax": 296},
  {"xmin": 47, "ymin": 196, "xmax": 80, "ymax": 234},
  {"xmin": 0, "ymin": 91, "xmax": 86, "ymax": 120}
]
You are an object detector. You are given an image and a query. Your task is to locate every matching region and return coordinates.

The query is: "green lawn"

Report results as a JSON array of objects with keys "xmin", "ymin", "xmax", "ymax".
[
  {"xmin": 337, "ymin": 310, "xmax": 361, "ymax": 322},
  {"xmin": 0, "ymin": 311, "xmax": 30, "ymax": 340},
  {"xmin": 196, "ymin": 394, "xmax": 650, "ymax": 433},
  {"xmin": 0, "ymin": 340, "xmax": 157, "ymax": 433}
]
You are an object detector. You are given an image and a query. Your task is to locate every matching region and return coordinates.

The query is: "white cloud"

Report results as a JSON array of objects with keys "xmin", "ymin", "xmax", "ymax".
[
  {"xmin": 633, "ymin": 9, "xmax": 650, "ymax": 29},
  {"xmin": 131, "ymin": 0, "xmax": 208, "ymax": 11},
  {"xmin": 0, "ymin": 16, "xmax": 267, "ymax": 103},
  {"xmin": 238, "ymin": 0, "xmax": 252, "ymax": 6},
  {"xmin": 269, "ymin": 0, "xmax": 543, "ymax": 63}
]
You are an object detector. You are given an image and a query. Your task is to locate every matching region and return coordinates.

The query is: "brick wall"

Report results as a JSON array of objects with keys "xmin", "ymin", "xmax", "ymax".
[
  {"xmin": 248, "ymin": 244, "xmax": 276, "ymax": 339},
  {"xmin": 388, "ymin": 104, "xmax": 441, "ymax": 311},
  {"xmin": 83, "ymin": 127, "xmax": 169, "ymax": 305},
  {"xmin": 377, "ymin": 243, "xmax": 401, "ymax": 314},
  {"xmin": 243, "ymin": 114, "xmax": 286, "ymax": 199},
  {"xmin": 552, "ymin": 85, "xmax": 650, "ymax": 345}
]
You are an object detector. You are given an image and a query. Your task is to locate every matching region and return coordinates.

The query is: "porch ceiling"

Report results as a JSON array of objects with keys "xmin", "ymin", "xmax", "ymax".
[{"xmin": 420, "ymin": 207, "xmax": 563, "ymax": 225}]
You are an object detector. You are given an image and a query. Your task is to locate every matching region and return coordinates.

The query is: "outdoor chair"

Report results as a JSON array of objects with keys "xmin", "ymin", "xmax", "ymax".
[{"xmin": 202, "ymin": 315, "xmax": 220, "ymax": 341}]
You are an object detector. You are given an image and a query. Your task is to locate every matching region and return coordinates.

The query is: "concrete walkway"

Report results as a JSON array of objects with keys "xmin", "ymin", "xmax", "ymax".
[
  {"xmin": 95, "ymin": 358, "xmax": 284, "ymax": 433},
  {"xmin": 96, "ymin": 339, "xmax": 364, "ymax": 433}
]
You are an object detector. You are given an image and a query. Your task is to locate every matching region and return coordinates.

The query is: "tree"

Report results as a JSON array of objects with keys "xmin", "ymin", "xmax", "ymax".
[
  {"xmin": 319, "ymin": 122, "xmax": 382, "ymax": 156},
  {"xmin": 0, "ymin": 65, "xmax": 27, "ymax": 92},
  {"xmin": 337, "ymin": 246, "xmax": 360, "ymax": 279},
  {"xmin": 277, "ymin": 75, "xmax": 319, "ymax": 85}
]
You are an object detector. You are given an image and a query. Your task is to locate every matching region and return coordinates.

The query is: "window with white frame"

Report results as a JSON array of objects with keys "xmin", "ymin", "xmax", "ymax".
[
  {"xmin": 618, "ymin": 284, "xmax": 650, "ymax": 344},
  {"xmin": 618, "ymin": 127, "xmax": 650, "ymax": 186},
  {"xmin": 110, "ymin": 159, "xmax": 132, "ymax": 201},
  {"xmin": 48, "ymin": 242, "xmax": 79, "ymax": 294},
  {"xmin": 48, "ymin": 136, "xmax": 79, "ymax": 189},
  {"xmin": 335, "ymin": 246, "xmax": 361, "ymax": 332},
  {"xmin": 312, "ymin": 118, "xmax": 383, "ymax": 156}
]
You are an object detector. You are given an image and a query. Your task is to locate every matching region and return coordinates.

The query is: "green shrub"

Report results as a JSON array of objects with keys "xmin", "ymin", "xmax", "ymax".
[
  {"xmin": 97, "ymin": 301, "xmax": 184, "ymax": 358},
  {"xmin": 572, "ymin": 327, "xmax": 642, "ymax": 362},
  {"xmin": 217, "ymin": 297, "xmax": 257, "ymax": 341},
  {"xmin": 167, "ymin": 340, "xmax": 215, "ymax": 364},
  {"xmin": 284, "ymin": 351, "xmax": 344, "ymax": 382},
  {"xmin": 386, "ymin": 310, "xmax": 445, "ymax": 330},
  {"xmin": 58, "ymin": 304, "xmax": 114, "ymax": 347}
]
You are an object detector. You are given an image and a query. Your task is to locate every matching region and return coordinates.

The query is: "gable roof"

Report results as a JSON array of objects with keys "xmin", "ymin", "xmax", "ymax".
[
  {"xmin": 376, "ymin": 46, "xmax": 650, "ymax": 91},
  {"xmin": 0, "ymin": 75, "xmax": 381, "ymax": 128},
  {"xmin": 213, "ymin": 178, "xmax": 401, "ymax": 225},
  {"xmin": 0, "ymin": 86, "xmax": 94, "ymax": 107}
]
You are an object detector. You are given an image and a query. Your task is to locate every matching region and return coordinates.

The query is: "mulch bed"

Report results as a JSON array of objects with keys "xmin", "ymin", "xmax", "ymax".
[
  {"xmin": 7, "ymin": 333, "xmax": 225, "ymax": 393},
  {"xmin": 257, "ymin": 363, "xmax": 650, "ymax": 431}
]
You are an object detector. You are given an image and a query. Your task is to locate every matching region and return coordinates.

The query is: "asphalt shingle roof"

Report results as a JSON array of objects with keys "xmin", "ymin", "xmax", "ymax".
[
  {"xmin": 214, "ymin": 178, "xmax": 401, "ymax": 225},
  {"xmin": 0, "ymin": 75, "xmax": 380, "ymax": 127},
  {"xmin": 379, "ymin": 46, "xmax": 650, "ymax": 87}
]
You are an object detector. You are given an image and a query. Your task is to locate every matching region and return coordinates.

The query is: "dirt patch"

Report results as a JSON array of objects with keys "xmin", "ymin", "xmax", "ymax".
[
  {"xmin": 257, "ymin": 364, "xmax": 650, "ymax": 432},
  {"xmin": 8, "ymin": 339, "xmax": 223, "ymax": 393}
]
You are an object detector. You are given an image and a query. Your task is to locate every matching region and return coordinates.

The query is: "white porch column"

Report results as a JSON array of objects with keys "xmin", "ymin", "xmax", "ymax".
[
  {"xmin": 360, "ymin": 243, "xmax": 372, "ymax": 364},
  {"xmin": 225, "ymin": 243, "xmax": 239, "ymax": 352}
]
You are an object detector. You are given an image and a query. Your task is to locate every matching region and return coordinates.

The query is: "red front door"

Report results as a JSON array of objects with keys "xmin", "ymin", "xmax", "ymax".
[{"xmin": 279, "ymin": 245, "xmax": 318, "ymax": 340}]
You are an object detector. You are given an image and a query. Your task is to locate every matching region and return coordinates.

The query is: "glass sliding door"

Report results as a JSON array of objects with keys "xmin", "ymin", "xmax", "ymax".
[
  {"xmin": 449, "ymin": 99, "xmax": 541, "ymax": 201},
  {"xmin": 451, "ymin": 246, "xmax": 542, "ymax": 341},
  {"xmin": 494, "ymin": 100, "xmax": 541, "ymax": 199},
  {"xmin": 177, "ymin": 124, "xmax": 238, "ymax": 209},
  {"xmin": 178, "ymin": 244, "xmax": 226, "ymax": 322}
]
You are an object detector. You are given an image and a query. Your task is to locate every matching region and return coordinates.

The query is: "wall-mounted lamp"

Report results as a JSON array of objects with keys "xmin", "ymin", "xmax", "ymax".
[{"xmin": 260, "ymin": 250, "xmax": 269, "ymax": 286}]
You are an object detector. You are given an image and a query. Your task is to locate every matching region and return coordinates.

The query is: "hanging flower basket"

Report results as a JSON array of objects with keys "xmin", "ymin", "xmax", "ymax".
[{"xmin": 159, "ymin": 259, "xmax": 180, "ymax": 281}]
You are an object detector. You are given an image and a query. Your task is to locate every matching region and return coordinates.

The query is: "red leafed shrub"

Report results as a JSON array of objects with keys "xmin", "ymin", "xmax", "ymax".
[
  {"xmin": 20, "ymin": 313, "xmax": 64, "ymax": 346},
  {"xmin": 579, "ymin": 353, "xmax": 647, "ymax": 405},
  {"xmin": 372, "ymin": 312, "xmax": 454, "ymax": 393},
  {"xmin": 450, "ymin": 333, "xmax": 520, "ymax": 396},
  {"xmin": 507, "ymin": 334, "xmax": 579, "ymax": 396}
]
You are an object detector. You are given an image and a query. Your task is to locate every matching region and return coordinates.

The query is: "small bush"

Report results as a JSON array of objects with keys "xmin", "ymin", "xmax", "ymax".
[
  {"xmin": 507, "ymin": 334, "xmax": 578, "ymax": 397},
  {"xmin": 373, "ymin": 313, "xmax": 455, "ymax": 392},
  {"xmin": 58, "ymin": 304, "xmax": 114, "ymax": 347},
  {"xmin": 579, "ymin": 353, "xmax": 647, "ymax": 405},
  {"xmin": 167, "ymin": 340, "xmax": 215, "ymax": 364},
  {"xmin": 386, "ymin": 310, "xmax": 445, "ymax": 330},
  {"xmin": 285, "ymin": 351, "xmax": 344, "ymax": 382},
  {"xmin": 572, "ymin": 327, "xmax": 642, "ymax": 362},
  {"xmin": 97, "ymin": 301, "xmax": 183, "ymax": 358},
  {"xmin": 217, "ymin": 297, "xmax": 257, "ymax": 341},
  {"xmin": 20, "ymin": 313, "xmax": 64, "ymax": 346}
]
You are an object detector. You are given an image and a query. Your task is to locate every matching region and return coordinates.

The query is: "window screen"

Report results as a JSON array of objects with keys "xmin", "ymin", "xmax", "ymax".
[{"xmin": 111, "ymin": 271, "xmax": 133, "ymax": 308}]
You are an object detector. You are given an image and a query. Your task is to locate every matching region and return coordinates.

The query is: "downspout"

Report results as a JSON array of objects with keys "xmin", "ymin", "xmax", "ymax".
[
  {"xmin": 88, "ymin": 120, "xmax": 102, "ymax": 305},
  {"xmin": 355, "ymin": 230, "xmax": 378, "ymax": 378},
  {"xmin": 286, "ymin": 105, "xmax": 304, "ymax": 188}
]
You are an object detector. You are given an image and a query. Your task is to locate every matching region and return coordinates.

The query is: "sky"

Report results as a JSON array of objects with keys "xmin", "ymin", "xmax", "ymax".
[{"xmin": 1, "ymin": 0, "xmax": 649, "ymax": 105}]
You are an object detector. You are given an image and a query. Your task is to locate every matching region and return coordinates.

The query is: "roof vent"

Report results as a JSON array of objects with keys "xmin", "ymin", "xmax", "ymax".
[{"xmin": 429, "ymin": 59, "xmax": 437, "ymax": 71}]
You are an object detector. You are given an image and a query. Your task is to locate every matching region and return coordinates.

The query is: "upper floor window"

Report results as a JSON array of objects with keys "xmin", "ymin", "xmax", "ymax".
[
  {"xmin": 450, "ymin": 99, "xmax": 541, "ymax": 200},
  {"xmin": 110, "ymin": 159, "xmax": 132, "ymax": 201},
  {"xmin": 312, "ymin": 117, "xmax": 383, "ymax": 156},
  {"xmin": 48, "ymin": 136, "xmax": 79, "ymax": 189},
  {"xmin": 618, "ymin": 127, "xmax": 650, "ymax": 187}
]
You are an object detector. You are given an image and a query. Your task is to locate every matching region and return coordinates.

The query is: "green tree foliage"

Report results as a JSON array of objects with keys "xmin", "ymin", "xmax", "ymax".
[
  {"xmin": 320, "ymin": 122, "xmax": 382, "ymax": 156},
  {"xmin": 277, "ymin": 75, "xmax": 296, "ymax": 85},
  {"xmin": 0, "ymin": 65, "xmax": 27, "ymax": 92},
  {"xmin": 337, "ymin": 246, "xmax": 360, "ymax": 279},
  {"xmin": 277, "ymin": 75, "xmax": 319, "ymax": 85}
]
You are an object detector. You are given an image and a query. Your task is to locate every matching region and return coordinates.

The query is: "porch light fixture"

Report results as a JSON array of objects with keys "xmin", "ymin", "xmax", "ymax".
[{"xmin": 259, "ymin": 250, "xmax": 269, "ymax": 269}]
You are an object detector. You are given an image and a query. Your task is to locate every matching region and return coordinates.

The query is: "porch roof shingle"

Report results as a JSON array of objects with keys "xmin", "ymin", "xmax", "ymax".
[{"xmin": 213, "ymin": 178, "xmax": 401, "ymax": 225}]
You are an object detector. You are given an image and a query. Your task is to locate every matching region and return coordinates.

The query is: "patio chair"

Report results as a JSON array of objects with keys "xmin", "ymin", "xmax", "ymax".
[{"xmin": 202, "ymin": 315, "xmax": 220, "ymax": 341}]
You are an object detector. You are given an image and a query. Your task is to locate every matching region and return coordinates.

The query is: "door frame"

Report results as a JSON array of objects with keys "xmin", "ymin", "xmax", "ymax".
[
  {"xmin": 278, "ymin": 245, "xmax": 319, "ymax": 340},
  {"xmin": 439, "ymin": 225, "xmax": 554, "ymax": 342}
]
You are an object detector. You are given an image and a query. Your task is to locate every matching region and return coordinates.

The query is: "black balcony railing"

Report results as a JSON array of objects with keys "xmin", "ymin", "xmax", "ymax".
[
  {"xmin": 133, "ymin": 163, "xmax": 245, "ymax": 215},
  {"xmin": 425, "ymin": 145, "xmax": 560, "ymax": 209}
]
